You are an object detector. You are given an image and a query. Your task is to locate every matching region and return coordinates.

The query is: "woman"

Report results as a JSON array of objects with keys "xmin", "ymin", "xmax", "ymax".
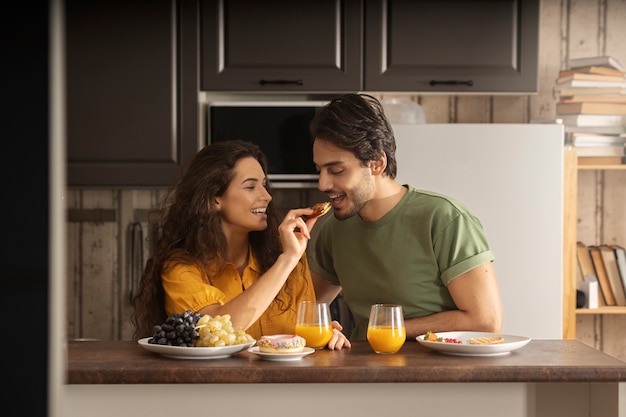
[{"xmin": 131, "ymin": 140, "xmax": 350, "ymax": 349}]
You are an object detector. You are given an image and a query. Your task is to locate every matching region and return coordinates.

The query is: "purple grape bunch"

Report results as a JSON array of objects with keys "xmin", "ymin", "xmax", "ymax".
[{"xmin": 148, "ymin": 310, "xmax": 202, "ymax": 347}]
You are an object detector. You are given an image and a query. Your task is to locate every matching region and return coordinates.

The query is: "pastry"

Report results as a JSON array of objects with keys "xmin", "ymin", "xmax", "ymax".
[
  {"xmin": 305, "ymin": 202, "xmax": 331, "ymax": 220},
  {"xmin": 467, "ymin": 336, "xmax": 504, "ymax": 345},
  {"xmin": 257, "ymin": 334, "xmax": 306, "ymax": 353}
]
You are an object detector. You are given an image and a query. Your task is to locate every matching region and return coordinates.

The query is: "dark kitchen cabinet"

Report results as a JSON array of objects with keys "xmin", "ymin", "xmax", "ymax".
[
  {"xmin": 200, "ymin": 0, "xmax": 539, "ymax": 94},
  {"xmin": 200, "ymin": 0, "xmax": 362, "ymax": 92},
  {"xmin": 365, "ymin": 0, "xmax": 540, "ymax": 93},
  {"xmin": 66, "ymin": 0, "xmax": 199, "ymax": 187}
]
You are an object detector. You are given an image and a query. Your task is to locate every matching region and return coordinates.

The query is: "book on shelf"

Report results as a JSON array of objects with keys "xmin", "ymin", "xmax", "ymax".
[
  {"xmin": 559, "ymin": 66, "xmax": 626, "ymax": 78},
  {"xmin": 565, "ymin": 125, "xmax": 626, "ymax": 135},
  {"xmin": 569, "ymin": 132, "xmax": 626, "ymax": 145},
  {"xmin": 588, "ymin": 245, "xmax": 616, "ymax": 306},
  {"xmin": 559, "ymin": 114, "xmax": 625, "ymax": 127},
  {"xmin": 568, "ymin": 55, "xmax": 625, "ymax": 72},
  {"xmin": 559, "ymin": 95, "xmax": 626, "ymax": 104},
  {"xmin": 556, "ymin": 73, "xmax": 626, "ymax": 84},
  {"xmin": 578, "ymin": 156, "xmax": 624, "ymax": 165},
  {"xmin": 557, "ymin": 102, "xmax": 626, "ymax": 115},
  {"xmin": 556, "ymin": 79, "xmax": 626, "ymax": 89},
  {"xmin": 555, "ymin": 86, "xmax": 626, "ymax": 96},
  {"xmin": 576, "ymin": 242, "xmax": 603, "ymax": 307},
  {"xmin": 599, "ymin": 245, "xmax": 626, "ymax": 306},
  {"xmin": 574, "ymin": 146, "xmax": 625, "ymax": 157},
  {"xmin": 612, "ymin": 245, "xmax": 626, "ymax": 293}
]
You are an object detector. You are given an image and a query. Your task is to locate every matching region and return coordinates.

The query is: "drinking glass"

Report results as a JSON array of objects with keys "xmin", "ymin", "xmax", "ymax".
[
  {"xmin": 295, "ymin": 301, "xmax": 333, "ymax": 349},
  {"xmin": 367, "ymin": 304, "xmax": 406, "ymax": 354}
]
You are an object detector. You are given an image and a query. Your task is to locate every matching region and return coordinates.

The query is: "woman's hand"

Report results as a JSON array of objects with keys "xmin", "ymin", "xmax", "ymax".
[
  {"xmin": 277, "ymin": 208, "xmax": 322, "ymax": 259},
  {"xmin": 326, "ymin": 320, "xmax": 351, "ymax": 350}
]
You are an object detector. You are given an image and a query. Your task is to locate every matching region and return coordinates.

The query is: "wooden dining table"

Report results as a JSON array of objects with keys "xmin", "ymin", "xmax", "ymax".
[{"xmin": 65, "ymin": 339, "xmax": 626, "ymax": 417}]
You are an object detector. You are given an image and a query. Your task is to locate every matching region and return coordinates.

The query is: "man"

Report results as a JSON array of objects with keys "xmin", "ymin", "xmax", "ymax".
[{"xmin": 309, "ymin": 94, "xmax": 503, "ymax": 341}]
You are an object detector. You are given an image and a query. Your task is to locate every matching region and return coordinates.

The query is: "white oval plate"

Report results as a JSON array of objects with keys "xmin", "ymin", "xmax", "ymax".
[
  {"xmin": 138, "ymin": 338, "xmax": 255, "ymax": 359},
  {"xmin": 416, "ymin": 332, "xmax": 531, "ymax": 357},
  {"xmin": 247, "ymin": 346, "xmax": 315, "ymax": 361}
]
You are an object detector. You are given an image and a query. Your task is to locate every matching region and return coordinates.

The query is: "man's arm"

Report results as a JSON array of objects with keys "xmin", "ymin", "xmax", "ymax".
[
  {"xmin": 311, "ymin": 270, "xmax": 343, "ymax": 304},
  {"xmin": 403, "ymin": 261, "xmax": 503, "ymax": 339}
]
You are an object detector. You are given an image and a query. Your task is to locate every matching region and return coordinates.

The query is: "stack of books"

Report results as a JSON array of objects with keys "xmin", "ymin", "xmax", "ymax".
[
  {"xmin": 576, "ymin": 242, "xmax": 626, "ymax": 308},
  {"xmin": 555, "ymin": 56, "xmax": 626, "ymax": 165}
]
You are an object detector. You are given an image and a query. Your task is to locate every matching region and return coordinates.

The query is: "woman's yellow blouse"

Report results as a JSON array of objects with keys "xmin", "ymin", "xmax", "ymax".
[{"xmin": 162, "ymin": 250, "xmax": 315, "ymax": 339}]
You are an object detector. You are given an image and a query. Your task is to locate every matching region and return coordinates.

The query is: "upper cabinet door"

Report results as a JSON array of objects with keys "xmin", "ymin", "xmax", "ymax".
[
  {"xmin": 364, "ymin": 0, "xmax": 539, "ymax": 93},
  {"xmin": 200, "ymin": 0, "xmax": 362, "ymax": 92},
  {"xmin": 66, "ymin": 0, "xmax": 199, "ymax": 187}
]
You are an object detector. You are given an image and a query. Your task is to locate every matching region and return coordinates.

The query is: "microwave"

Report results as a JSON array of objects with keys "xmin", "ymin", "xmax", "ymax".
[{"xmin": 207, "ymin": 101, "xmax": 327, "ymax": 187}]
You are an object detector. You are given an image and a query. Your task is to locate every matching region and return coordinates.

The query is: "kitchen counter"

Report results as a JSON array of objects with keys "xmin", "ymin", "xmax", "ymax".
[
  {"xmin": 67, "ymin": 339, "xmax": 626, "ymax": 384},
  {"xmin": 64, "ymin": 340, "xmax": 626, "ymax": 417}
]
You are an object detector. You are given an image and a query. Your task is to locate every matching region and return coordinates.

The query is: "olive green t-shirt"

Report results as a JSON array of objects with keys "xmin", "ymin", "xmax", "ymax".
[{"xmin": 311, "ymin": 185, "xmax": 495, "ymax": 340}]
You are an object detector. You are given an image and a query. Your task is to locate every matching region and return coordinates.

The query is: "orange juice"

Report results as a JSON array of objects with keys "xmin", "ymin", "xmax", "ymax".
[
  {"xmin": 367, "ymin": 326, "xmax": 406, "ymax": 353},
  {"xmin": 295, "ymin": 323, "xmax": 333, "ymax": 348}
]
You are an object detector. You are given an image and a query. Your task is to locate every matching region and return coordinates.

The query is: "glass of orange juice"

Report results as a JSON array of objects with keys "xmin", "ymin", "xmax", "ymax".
[
  {"xmin": 367, "ymin": 304, "xmax": 406, "ymax": 354},
  {"xmin": 295, "ymin": 301, "xmax": 333, "ymax": 349}
]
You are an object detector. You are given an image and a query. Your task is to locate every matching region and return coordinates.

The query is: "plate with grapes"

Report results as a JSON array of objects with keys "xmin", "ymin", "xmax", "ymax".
[{"xmin": 138, "ymin": 338, "xmax": 255, "ymax": 359}]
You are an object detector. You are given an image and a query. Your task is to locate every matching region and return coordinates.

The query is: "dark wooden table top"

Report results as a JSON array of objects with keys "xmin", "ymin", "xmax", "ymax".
[{"xmin": 67, "ymin": 339, "xmax": 626, "ymax": 384}]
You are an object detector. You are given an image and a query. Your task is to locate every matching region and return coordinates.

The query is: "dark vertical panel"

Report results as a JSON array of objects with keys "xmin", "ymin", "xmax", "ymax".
[{"xmin": 2, "ymin": 2, "xmax": 50, "ymax": 416}]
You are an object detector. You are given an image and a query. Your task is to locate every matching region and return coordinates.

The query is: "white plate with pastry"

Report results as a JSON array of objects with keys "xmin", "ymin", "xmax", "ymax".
[
  {"xmin": 416, "ymin": 332, "xmax": 531, "ymax": 357},
  {"xmin": 138, "ymin": 338, "xmax": 255, "ymax": 359},
  {"xmin": 247, "ymin": 346, "xmax": 315, "ymax": 361}
]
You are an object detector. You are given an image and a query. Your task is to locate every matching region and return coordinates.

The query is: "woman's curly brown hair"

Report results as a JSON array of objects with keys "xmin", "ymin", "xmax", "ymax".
[{"xmin": 130, "ymin": 140, "xmax": 297, "ymax": 340}]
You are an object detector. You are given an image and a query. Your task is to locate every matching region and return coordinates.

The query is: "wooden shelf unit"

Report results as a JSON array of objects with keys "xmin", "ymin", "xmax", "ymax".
[
  {"xmin": 562, "ymin": 147, "xmax": 626, "ymax": 339},
  {"xmin": 578, "ymin": 165, "xmax": 626, "ymax": 171},
  {"xmin": 576, "ymin": 306, "xmax": 626, "ymax": 314}
]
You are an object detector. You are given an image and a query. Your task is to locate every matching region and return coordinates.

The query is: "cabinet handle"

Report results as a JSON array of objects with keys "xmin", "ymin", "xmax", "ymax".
[
  {"xmin": 259, "ymin": 79, "xmax": 304, "ymax": 86},
  {"xmin": 429, "ymin": 80, "xmax": 474, "ymax": 87}
]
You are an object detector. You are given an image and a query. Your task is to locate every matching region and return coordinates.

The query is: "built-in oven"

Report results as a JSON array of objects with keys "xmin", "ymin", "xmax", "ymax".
[{"xmin": 207, "ymin": 101, "xmax": 327, "ymax": 188}]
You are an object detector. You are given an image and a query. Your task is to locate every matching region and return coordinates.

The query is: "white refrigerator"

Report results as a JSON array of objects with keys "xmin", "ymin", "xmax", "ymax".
[{"xmin": 393, "ymin": 123, "xmax": 564, "ymax": 340}]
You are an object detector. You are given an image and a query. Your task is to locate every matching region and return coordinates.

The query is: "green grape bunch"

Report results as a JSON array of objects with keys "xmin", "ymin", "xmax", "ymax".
[
  {"xmin": 195, "ymin": 314, "xmax": 255, "ymax": 347},
  {"xmin": 148, "ymin": 310, "xmax": 202, "ymax": 347}
]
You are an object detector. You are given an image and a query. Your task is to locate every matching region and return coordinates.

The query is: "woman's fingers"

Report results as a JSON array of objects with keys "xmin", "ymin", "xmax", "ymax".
[
  {"xmin": 326, "ymin": 324, "xmax": 351, "ymax": 350},
  {"xmin": 280, "ymin": 209, "xmax": 315, "ymax": 238}
]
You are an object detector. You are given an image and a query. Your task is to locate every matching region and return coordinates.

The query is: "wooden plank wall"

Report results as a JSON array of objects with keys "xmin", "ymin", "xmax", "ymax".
[{"xmin": 66, "ymin": 0, "xmax": 626, "ymax": 360}]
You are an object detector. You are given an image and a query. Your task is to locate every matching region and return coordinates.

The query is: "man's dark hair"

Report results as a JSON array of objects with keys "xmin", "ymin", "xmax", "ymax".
[{"xmin": 309, "ymin": 93, "xmax": 397, "ymax": 178}]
